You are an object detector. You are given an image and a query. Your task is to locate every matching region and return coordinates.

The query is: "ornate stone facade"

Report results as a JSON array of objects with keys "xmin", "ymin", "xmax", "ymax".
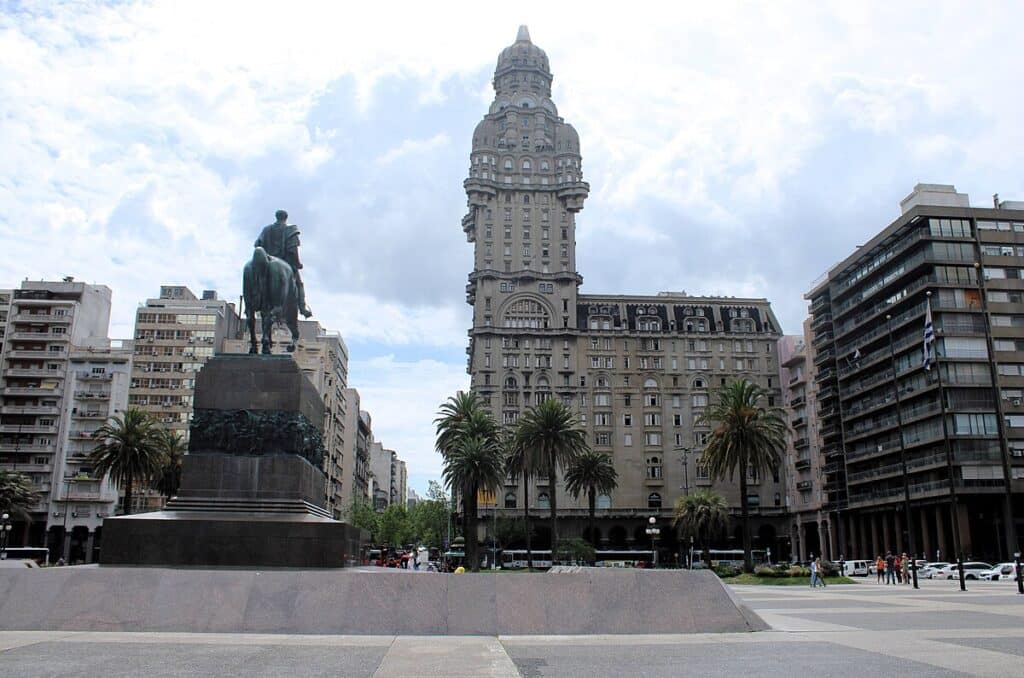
[{"xmin": 463, "ymin": 27, "xmax": 787, "ymax": 559}]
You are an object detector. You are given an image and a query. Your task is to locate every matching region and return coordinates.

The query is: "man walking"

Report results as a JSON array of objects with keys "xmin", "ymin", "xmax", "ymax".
[{"xmin": 885, "ymin": 551, "xmax": 896, "ymax": 585}]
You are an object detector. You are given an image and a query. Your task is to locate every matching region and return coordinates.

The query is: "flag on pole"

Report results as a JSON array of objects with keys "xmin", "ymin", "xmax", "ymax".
[{"xmin": 923, "ymin": 297, "xmax": 935, "ymax": 370}]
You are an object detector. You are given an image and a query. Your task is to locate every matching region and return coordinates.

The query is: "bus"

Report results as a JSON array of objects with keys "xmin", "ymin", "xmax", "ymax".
[
  {"xmin": 1, "ymin": 547, "xmax": 50, "ymax": 566},
  {"xmin": 594, "ymin": 550, "xmax": 655, "ymax": 568},
  {"xmin": 501, "ymin": 550, "xmax": 552, "ymax": 569},
  {"xmin": 691, "ymin": 549, "xmax": 768, "ymax": 568}
]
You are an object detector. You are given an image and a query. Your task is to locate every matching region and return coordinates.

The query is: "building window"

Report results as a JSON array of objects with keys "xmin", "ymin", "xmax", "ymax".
[
  {"xmin": 538, "ymin": 492, "xmax": 550, "ymax": 509},
  {"xmin": 505, "ymin": 492, "xmax": 517, "ymax": 509},
  {"xmin": 647, "ymin": 493, "xmax": 662, "ymax": 509}
]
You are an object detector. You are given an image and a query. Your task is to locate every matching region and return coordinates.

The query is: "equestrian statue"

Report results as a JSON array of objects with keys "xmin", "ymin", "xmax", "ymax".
[{"xmin": 242, "ymin": 210, "xmax": 313, "ymax": 354}]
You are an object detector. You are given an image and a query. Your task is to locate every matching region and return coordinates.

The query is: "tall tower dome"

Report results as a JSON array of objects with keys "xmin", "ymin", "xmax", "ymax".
[{"xmin": 463, "ymin": 26, "xmax": 590, "ymax": 421}]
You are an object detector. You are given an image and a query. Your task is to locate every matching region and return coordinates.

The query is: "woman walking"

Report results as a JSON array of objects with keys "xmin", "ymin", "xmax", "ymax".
[{"xmin": 876, "ymin": 555, "xmax": 885, "ymax": 584}]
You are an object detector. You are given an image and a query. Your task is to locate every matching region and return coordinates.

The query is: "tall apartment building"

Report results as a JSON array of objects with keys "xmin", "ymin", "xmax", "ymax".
[
  {"xmin": 0, "ymin": 279, "xmax": 130, "ymax": 562},
  {"xmin": 224, "ymin": 320, "xmax": 350, "ymax": 518},
  {"xmin": 369, "ymin": 440, "xmax": 389, "ymax": 511},
  {"xmin": 0, "ymin": 289, "xmax": 11, "ymax": 353},
  {"xmin": 779, "ymin": 329, "xmax": 827, "ymax": 560},
  {"xmin": 340, "ymin": 392, "xmax": 371, "ymax": 509},
  {"xmin": 127, "ymin": 285, "xmax": 240, "ymax": 512},
  {"xmin": 462, "ymin": 28, "xmax": 786, "ymax": 558},
  {"xmin": 807, "ymin": 184, "xmax": 1024, "ymax": 562}
]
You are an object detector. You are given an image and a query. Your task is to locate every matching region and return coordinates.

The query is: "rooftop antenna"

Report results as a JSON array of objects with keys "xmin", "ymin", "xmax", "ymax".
[{"xmin": 993, "ymin": 193, "xmax": 1000, "ymax": 208}]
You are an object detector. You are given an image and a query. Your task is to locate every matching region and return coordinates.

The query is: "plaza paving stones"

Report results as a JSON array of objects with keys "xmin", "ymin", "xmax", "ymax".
[{"xmin": 0, "ymin": 577, "xmax": 1022, "ymax": 676}]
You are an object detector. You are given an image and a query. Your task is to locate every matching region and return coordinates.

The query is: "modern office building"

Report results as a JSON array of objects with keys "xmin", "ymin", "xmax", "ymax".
[
  {"xmin": 462, "ymin": 27, "xmax": 787, "ymax": 557},
  {"xmin": 0, "ymin": 278, "xmax": 130, "ymax": 561},
  {"xmin": 223, "ymin": 320, "xmax": 350, "ymax": 518},
  {"xmin": 807, "ymin": 184, "xmax": 1024, "ymax": 562},
  {"xmin": 779, "ymin": 329, "xmax": 828, "ymax": 560},
  {"xmin": 127, "ymin": 285, "xmax": 240, "ymax": 512}
]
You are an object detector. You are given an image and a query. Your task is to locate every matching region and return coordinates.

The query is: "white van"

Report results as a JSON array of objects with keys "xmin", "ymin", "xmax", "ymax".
[{"xmin": 842, "ymin": 559, "xmax": 872, "ymax": 577}]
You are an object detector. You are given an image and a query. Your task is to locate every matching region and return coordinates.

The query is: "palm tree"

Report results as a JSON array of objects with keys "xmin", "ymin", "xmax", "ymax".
[
  {"xmin": 505, "ymin": 428, "xmax": 542, "ymax": 569},
  {"xmin": 564, "ymin": 450, "xmax": 618, "ymax": 550},
  {"xmin": 513, "ymin": 397, "xmax": 588, "ymax": 553},
  {"xmin": 153, "ymin": 429, "xmax": 186, "ymax": 499},
  {"xmin": 441, "ymin": 433, "xmax": 505, "ymax": 572},
  {"xmin": 0, "ymin": 469, "xmax": 42, "ymax": 519},
  {"xmin": 673, "ymin": 489, "xmax": 730, "ymax": 569},
  {"xmin": 434, "ymin": 391, "xmax": 488, "ymax": 459},
  {"xmin": 89, "ymin": 407, "xmax": 164, "ymax": 515},
  {"xmin": 697, "ymin": 379, "xmax": 786, "ymax": 572}
]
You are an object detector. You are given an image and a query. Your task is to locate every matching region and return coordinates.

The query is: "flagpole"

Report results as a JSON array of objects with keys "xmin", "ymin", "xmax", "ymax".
[
  {"xmin": 927, "ymin": 291, "xmax": 966, "ymax": 592},
  {"xmin": 886, "ymin": 313, "xmax": 919, "ymax": 589}
]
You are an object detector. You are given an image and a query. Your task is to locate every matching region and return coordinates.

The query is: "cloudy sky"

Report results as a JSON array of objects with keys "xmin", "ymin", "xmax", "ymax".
[{"xmin": 3, "ymin": 1, "xmax": 1023, "ymax": 494}]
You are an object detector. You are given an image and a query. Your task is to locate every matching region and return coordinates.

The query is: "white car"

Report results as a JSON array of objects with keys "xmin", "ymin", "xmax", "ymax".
[
  {"xmin": 842, "ymin": 559, "xmax": 872, "ymax": 577},
  {"xmin": 934, "ymin": 562, "xmax": 994, "ymax": 580},
  {"xmin": 979, "ymin": 563, "xmax": 1018, "ymax": 581},
  {"xmin": 918, "ymin": 562, "xmax": 950, "ymax": 579}
]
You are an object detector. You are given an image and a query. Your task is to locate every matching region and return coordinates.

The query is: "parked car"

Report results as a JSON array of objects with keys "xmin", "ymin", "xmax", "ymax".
[
  {"xmin": 842, "ymin": 559, "xmax": 873, "ymax": 577},
  {"xmin": 934, "ymin": 562, "xmax": 993, "ymax": 580},
  {"xmin": 918, "ymin": 562, "xmax": 950, "ymax": 579},
  {"xmin": 979, "ymin": 563, "xmax": 1017, "ymax": 581}
]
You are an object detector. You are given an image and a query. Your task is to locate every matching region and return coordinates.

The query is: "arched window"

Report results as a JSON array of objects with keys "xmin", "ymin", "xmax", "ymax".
[
  {"xmin": 637, "ymin": 318, "xmax": 661, "ymax": 331},
  {"xmin": 538, "ymin": 492, "xmax": 551, "ymax": 509},
  {"xmin": 540, "ymin": 160, "xmax": 550, "ymax": 171},
  {"xmin": 643, "ymin": 377, "xmax": 658, "ymax": 389},
  {"xmin": 596, "ymin": 376, "xmax": 609, "ymax": 388},
  {"xmin": 647, "ymin": 493, "xmax": 662, "ymax": 509},
  {"xmin": 596, "ymin": 493, "xmax": 611, "ymax": 509},
  {"xmin": 503, "ymin": 298, "xmax": 550, "ymax": 329},
  {"xmin": 536, "ymin": 375, "xmax": 550, "ymax": 389},
  {"xmin": 693, "ymin": 377, "xmax": 706, "ymax": 389},
  {"xmin": 522, "ymin": 159, "xmax": 532, "ymax": 171},
  {"xmin": 731, "ymin": 318, "xmax": 755, "ymax": 333},
  {"xmin": 505, "ymin": 376, "xmax": 518, "ymax": 389},
  {"xmin": 505, "ymin": 492, "xmax": 517, "ymax": 509},
  {"xmin": 504, "ymin": 159, "xmax": 513, "ymax": 170}
]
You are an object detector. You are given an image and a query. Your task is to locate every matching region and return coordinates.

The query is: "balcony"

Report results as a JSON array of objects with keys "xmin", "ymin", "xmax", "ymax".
[
  {"xmin": 11, "ymin": 463, "xmax": 51, "ymax": 474},
  {"xmin": 790, "ymin": 416, "xmax": 807, "ymax": 429},
  {"xmin": 72, "ymin": 411, "xmax": 108, "ymax": 420},
  {"xmin": 1, "ymin": 405, "xmax": 61, "ymax": 416},
  {"xmin": 8, "ymin": 331, "xmax": 67, "ymax": 342},
  {"xmin": 813, "ymin": 347, "xmax": 835, "ymax": 366},
  {"xmin": 0, "ymin": 424, "xmax": 57, "ymax": 434},
  {"xmin": 794, "ymin": 457, "xmax": 811, "ymax": 471},
  {"xmin": 75, "ymin": 391, "xmax": 110, "ymax": 400},
  {"xmin": 2, "ymin": 368, "xmax": 61, "ymax": 379},
  {"xmin": 793, "ymin": 437, "xmax": 809, "ymax": 449},
  {"xmin": 5, "ymin": 349, "xmax": 54, "ymax": 359},
  {"xmin": 76, "ymin": 371, "xmax": 113, "ymax": 381},
  {"xmin": 789, "ymin": 394, "xmax": 806, "ymax": 408},
  {"xmin": 796, "ymin": 480, "xmax": 813, "ymax": 491},
  {"xmin": 10, "ymin": 312, "xmax": 72, "ymax": 323}
]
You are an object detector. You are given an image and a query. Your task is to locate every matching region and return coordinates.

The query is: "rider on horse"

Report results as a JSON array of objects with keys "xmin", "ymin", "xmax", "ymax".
[{"xmin": 255, "ymin": 210, "xmax": 313, "ymax": 318}]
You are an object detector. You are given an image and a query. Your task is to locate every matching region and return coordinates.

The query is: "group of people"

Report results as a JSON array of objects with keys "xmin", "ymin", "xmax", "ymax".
[
  {"xmin": 875, "ymin": 552, "xmax": 912, "ymax": 584},
  {"xmin": 809, "ymin": 557, "xmax": 828, "ymax": 588}
]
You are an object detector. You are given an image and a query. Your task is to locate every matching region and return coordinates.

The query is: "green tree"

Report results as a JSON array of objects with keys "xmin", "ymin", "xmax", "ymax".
[
  {"xmin": 513, "ymin": 398, "xmax": 588, "ymax": 551},
  {"xmin": 346, "ymin": 498, "xmax": 380, "ymax": 543},
  {"xmin": 555, "ymin": 536, "xmax": 595, "ymax": 564},
  {"xmin": 379, "ymin": 503, "xmax": 411, "ymax": 547},
  {"xmin": 564, "ymin": 449, "xmax": 618, "ymax": 550},
  {"xmin": 698, "ymin": 379, "xmax": 786, "ymax": 572},
  {"xmin": 152, "ymin": 429, "xmax": 186, "ymax": 499},
  {"xmin": 435, "ymin": 392, "xmax": 499, "ymax": 540},
  {"xmin": 88, "ymin": 408, "xmax": 164, "ymax": 515},
  {"xmin": 0, "ymin": 469, "xmax": 42, "ymax": 519},
  {"xmin": 505, "ymin": 427, "xmax": 542, "ymax": 568},
  {"xmin": 487, "ymin": 514, "xmax": 527, "ymax": 549},
  {"xmin": 408, "ymin": 483, "xmax": 450, "ymax": 548},
  {"xmin": 672, "ymin": 489, "xmax": 730, "ymax": 569},
  {"xmin": 441, "ymin": 432, "xmax": 504, "ymax": 572}
]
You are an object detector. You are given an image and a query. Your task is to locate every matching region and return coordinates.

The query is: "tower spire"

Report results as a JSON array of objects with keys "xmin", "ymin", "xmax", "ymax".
[{"xmin": 516, "ymin": 25, "xmax": 531, "ymax": 42}]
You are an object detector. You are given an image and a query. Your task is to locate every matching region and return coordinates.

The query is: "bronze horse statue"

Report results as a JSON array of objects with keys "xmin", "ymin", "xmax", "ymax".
[{"xmin": 242, "ymin": 246, "xmax": 299, "ymax": 354}]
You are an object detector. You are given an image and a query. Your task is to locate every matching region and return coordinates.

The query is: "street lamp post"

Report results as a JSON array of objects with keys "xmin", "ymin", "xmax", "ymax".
[
  {"xmin": 674, "ymin": 446, "xmax": 694, "ymax": 496},
  {"xmin": 1015, "ymin": 551, "xmax": 1023, "ymax": 595},
  {"xmin": 0, "ymin": 513, "xmax": 12, "ymax": 559},
  {"xmin": 885, "ymin": 313, "xmax": 919, "ymax": 589},
  {"xmin": 645, "ymin": 516, "xmax": 660, "ymax": 568}
]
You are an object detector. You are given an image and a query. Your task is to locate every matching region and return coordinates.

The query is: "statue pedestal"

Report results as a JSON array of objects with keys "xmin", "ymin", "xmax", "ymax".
[{"xmin": 99, "ymin": 355, "xmax": 365, "ymax": 568}]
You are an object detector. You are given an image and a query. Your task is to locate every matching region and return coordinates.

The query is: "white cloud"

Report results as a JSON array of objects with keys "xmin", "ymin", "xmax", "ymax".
[{"xmin": 376, "ymin": 133, "xmax": 451, "ymax": 166}]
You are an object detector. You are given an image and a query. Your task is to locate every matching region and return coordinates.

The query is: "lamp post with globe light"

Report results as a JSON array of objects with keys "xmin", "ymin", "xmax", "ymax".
[
  {"xmin": 0, "ymin": 513, "xmax": 12, "ymax": 559},
  {"xmin": 645, "ymin": 516, "xmax": 660, "ymax": 567}
]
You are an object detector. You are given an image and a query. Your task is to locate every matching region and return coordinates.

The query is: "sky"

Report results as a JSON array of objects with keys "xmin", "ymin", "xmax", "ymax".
[{"xmin": 3, "ymin": 1, "xmax": 1024, "ymax": 494}]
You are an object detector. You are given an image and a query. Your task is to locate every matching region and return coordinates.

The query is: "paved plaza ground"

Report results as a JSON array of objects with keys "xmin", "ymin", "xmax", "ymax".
[{"xmin": 0, "ymin": 578, "xmax": 1021, "ymax": 677}]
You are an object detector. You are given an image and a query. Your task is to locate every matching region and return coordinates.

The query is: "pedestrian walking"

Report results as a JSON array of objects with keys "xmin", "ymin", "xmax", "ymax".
[
  {"xmin": 894, "ymin": 554, "xmax": 903, "ymax": 584},
  {"xmin": 815, "ymin": 557, "xmax": 827, "ymax": 588},
  {"xmin": 809, "ymin": 558, "xmax": 817, "ymax": 588},
  {"xmin": 885, "ymin": 551, "xmax": 896, "ymax": 585},
  {"xmin": 901, "ymin": 553, "xmax": 910, "ymax": 585},
  {"xmin": 876, "ymin": 555, "xmax": 885, "ymax": 583}
]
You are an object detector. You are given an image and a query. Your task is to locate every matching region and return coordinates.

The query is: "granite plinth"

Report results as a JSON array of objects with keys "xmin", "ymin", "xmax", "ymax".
[
  {"xmin": 97, "ymin": 354, "xmax": 363, "ymax": 568},
  {"xmin": 98, "ymin": 512, "xmax": 363, "ymax": 568},
  {"xmin": 0, "ymin": 568, "xmax": 765, "ymax": 634}
]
